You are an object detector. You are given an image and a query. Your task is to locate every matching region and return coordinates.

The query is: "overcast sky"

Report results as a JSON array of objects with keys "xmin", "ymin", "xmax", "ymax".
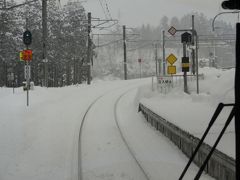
[{"xmin": 63, "ymin": 0, "xmax": 238, "ymax": 28}]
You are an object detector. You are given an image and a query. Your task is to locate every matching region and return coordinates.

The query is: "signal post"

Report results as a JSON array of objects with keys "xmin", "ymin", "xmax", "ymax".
[
  {"xmin": 22, "ymin": 30, "xmax": 32, "ymax": 106},
  {"xmin": 168, "ymin": 26, "xmax": 199, "ymax": 94}
]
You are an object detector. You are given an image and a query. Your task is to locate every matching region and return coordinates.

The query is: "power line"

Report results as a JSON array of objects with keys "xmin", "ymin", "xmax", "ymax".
[
  {"xmin": 103, "ymin": 0, "xmax": 112, "ymax": 20},
  {"xmin": 96, "ymin": 38, "xmax": 122, "ymax": 48},
  {"xmin": 98, "ymin": 0, "xmax": 108, "ymax": 19},
  {"xmin": 91, "ymin": 18, "xmax": 118, "ymax": 30}
]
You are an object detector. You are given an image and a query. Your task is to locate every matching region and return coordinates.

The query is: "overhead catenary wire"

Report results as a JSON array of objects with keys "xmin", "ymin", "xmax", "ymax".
[
  {"xmin": 127, "ymin": 42, "xmax": 155, "ymax": 52},
  {"xmin": 103, "ymin": 0, "xmax": 112, "ymax": 20},
  {"xmin": 94, "ymin": 33, "xmax": 235, "ymax": 52},
  {"xmin": 90, "ymin": 18, "xmax": 118, "ymax": 30},
  {"xmin": 96, "ymin": 38, "xmax": 123, "ymax": 48},
  {"xmin": 98, "ymin": 0, "xmax": 108, "ymax": 19}
]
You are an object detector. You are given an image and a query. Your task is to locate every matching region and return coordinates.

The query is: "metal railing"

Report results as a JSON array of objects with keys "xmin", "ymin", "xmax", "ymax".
[{"xmin": 138, "ymin": 103, "xmax": 236, "ymax": 180}]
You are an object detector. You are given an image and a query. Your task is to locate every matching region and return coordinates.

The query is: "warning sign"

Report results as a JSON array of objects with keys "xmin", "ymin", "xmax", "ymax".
[
  {"xmin": 167, "ymin": 66, "xmax": 176, "ymax": 74},
  {"xmin": 167, "ymin": 53, "xmax": 177, "ymax": 65},
  {"xmin": 168, "ymin": 26, "xmax": 177, "ymax": 36}
]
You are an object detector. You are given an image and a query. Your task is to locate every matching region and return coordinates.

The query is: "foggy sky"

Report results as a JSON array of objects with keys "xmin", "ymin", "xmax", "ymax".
[{"xmin": 70, "ymin": 0, "xmax": 234, "ymax": 27}]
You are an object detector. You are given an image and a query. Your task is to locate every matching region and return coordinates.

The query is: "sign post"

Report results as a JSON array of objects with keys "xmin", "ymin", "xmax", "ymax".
[
  {"xmin": 168, "ymin": 25, "xmax": 199, "ymax": 94},
  {"xmin": 26, "ymin": 61, "xmax": 30, "ymax": 106},
  {"xmin": 158, "ymin": 76, "xmax": 173, "ymax": 93},
  {"xmin": 138, "ymin": 58, "xmax": 142, "ymax": 78},
  {"xmin": 181, "ymin": 32, "xmax": 192, "ymax": 93},
  {"xmin": 9, "ymin": 73, "xmax": 15, "ymax": 94}
]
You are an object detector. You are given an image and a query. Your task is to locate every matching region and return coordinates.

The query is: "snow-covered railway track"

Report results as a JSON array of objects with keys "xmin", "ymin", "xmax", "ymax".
[
  {"xmin": 78, "ymin": 82, "xmax": 150, "ymax": 180},
  {"xmin": 114, "ymin": 89, "xmax": 150, "ymax": 180},
  {"xmin": 78, "ymin": 93, "xmax": 105, "ymax": 180}
]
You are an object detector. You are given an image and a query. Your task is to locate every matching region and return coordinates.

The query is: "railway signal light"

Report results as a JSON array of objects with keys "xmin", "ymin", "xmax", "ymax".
[
  {"xmin": 22, "ymin": 50, "xmax": 33, "ymax": 61},
  {"xmin": 222, "ymin": 0, "xmax": 240, "ymax": 10},
  {"xmin": 181, "ymin": 32, "xmax": 192, "ymax": 44},
  {"xmin": 23, "ymin": 30, "xmax": 32, "ymax": 46}
]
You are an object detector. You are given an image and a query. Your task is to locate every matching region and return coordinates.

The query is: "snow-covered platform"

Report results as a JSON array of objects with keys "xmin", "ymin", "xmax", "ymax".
[
  {"xmin": 136, "ymin": 67, "xmax": 236, "ymax": 180},
  {"xmin": 138, "ymin": 103, "xmax": 235, "ymax": 180}
]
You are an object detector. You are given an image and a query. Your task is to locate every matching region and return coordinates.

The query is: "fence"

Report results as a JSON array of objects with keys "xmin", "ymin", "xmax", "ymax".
[{"xmin": 138, "ymin": 103, "xmax": 236, "ymax": 180}]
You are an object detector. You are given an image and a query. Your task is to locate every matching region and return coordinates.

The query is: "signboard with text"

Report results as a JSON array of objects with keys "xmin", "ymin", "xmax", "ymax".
[{"xmin": 158, "ymin": 76, "xmax": 173, "ymax": 88}]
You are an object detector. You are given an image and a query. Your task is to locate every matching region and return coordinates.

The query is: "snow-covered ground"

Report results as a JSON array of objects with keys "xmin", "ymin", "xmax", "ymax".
[
  {"xmin": 0, "ymin": 75, "xmax": 215, "ymax": 180},
  {"xmin": 0, "ymin": 80, "xmax": 145, "ymax": 180},
  {"xmin": 117, "ymin": 89, "xmax": 213, "ymax": 180},
  {"xmin": 138, "ymin": 67, "xmax": 235, "ymax": 158}
]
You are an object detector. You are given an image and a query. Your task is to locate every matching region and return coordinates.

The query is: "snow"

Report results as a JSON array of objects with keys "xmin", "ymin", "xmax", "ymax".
[
  {"xmin": 0, "ymin": 80, "xmax": 144, "ymax": 180},
  {"xmin": 0, "ymin": 70, "xmax": 222, "ymax": 180},
  {"xmin": 137, "ymin": 67, "xmax": 235, "ymax": 158},
  {"xmin": 81, "ymin": 81, "xmax": 150, "ymax": 180},
  {"xmin": 117, "ymin": 89, "xmax": 213, "ymax": 180}
]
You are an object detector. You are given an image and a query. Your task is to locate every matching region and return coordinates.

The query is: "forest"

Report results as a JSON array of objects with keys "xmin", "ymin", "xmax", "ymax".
[{"xmin": 0, "ymin": 0, "xmax": 88, "ymax": 87}]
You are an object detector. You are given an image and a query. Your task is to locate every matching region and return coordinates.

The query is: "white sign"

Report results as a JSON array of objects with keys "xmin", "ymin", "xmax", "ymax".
[
  {"xmin": 158, "ymin": 76, "xmax": 173, "ymax": 88},
  {"xmin": 168, "ymin": 26, "xmax": 177, "ymax": 36}
]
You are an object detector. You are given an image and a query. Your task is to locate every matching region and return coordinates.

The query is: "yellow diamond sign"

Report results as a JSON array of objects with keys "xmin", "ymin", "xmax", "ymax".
[{"xmin": 167, "ymin": 53, "xmax": 177, "ymax": 65}]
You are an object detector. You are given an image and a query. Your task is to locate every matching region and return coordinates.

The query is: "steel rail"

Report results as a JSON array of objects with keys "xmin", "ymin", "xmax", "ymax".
[
  {"xmin": 78, "ymin": 94, "xmax": 104, "ymax": 180},
  {"xmin": 114, "ymin": 88, "xmax": 150, "ymax": 180},
  {"xmin": 78, "ymin": 82, "xmax": 150, "ymax": 180}
]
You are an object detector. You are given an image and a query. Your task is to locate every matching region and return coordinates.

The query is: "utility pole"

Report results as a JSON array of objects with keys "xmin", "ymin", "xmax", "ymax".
[
  {"xmin": 158, "ymin": 38, "xmax": 162, "ymax": 76},
  {"xmin": 158, "ymin": 58, "xmax": 162, "ymax": 76},
  {"xmin": 3, "ymin": 0, "xmax": 7, "ymax": 86},
  {"xmin": 87, "ymin": 12, "xmax": 91, "ymax": 84},
  {"xmin": 162, "ymin": 30, "xmax": 166, "ymax": 75},
  {"xmin": 191, "ymin": 15, "xmax": 199, "ymax": 93},
  {"xmin": 196, "ymin": 34, "xmax": 199, "ymax": 94},
  {"xmin": 191, "ymin": 15, "xmax": 196, "ymax": 75},
  {"xmin": 181, "ymin": 32, "xmax": 192, "ymax": 94},
  {"xmin": 123, "ymin": 25, "xmax": 127, "ymax": 80},
  {"xmin": 42, "ymin": 0, "xmax": 48, "ymax": 87},
  {"xmin": 155, "ymin": 43, "xmax": 158, "ymax": 76},
  {"xmin": 182, "ymin": 41, "xmax": 188, "ymax": 93},
  {"xmin": 26, "ymin": 6, "xmax": 30, "ymax": 106}
]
